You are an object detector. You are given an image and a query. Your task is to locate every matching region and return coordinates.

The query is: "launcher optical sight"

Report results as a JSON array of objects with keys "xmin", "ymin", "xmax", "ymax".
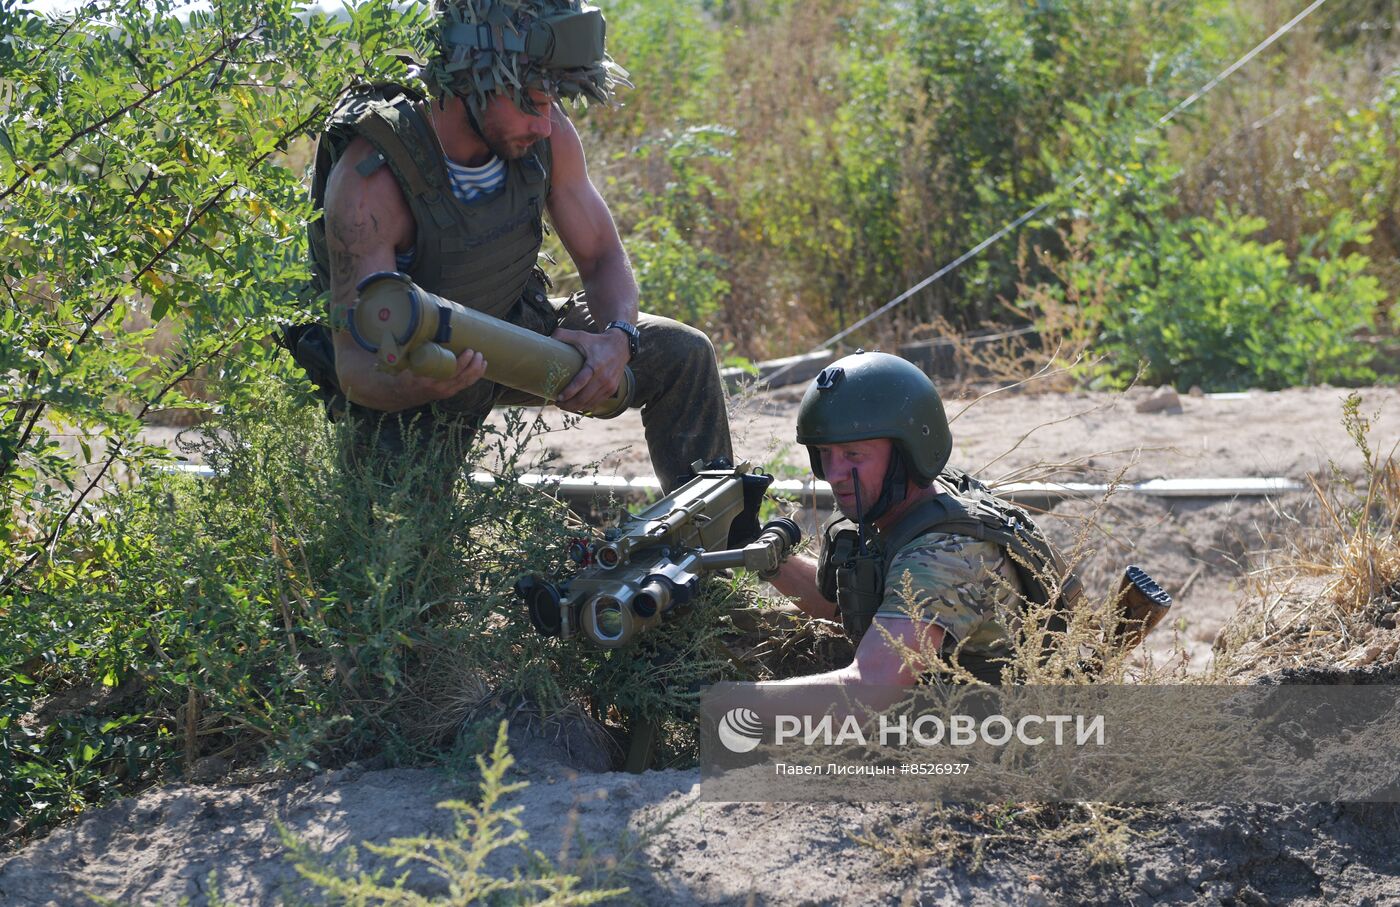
[{"xmin": 517, "ymin": 460, "xmax": 802, "ymax": 648}]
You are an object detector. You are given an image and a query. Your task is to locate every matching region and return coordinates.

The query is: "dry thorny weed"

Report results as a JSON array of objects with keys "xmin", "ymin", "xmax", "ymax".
[
  {"xmin": 898, "ymin": 225, "xmax": 1118, "ymax": 399},
  {"xmin": 1218, "ymin": 392, "xmax": 1400, "ymax": 677},
  {"xmin": 852, "ymin": 800, "xmax": 1148, "ymax": 878}
]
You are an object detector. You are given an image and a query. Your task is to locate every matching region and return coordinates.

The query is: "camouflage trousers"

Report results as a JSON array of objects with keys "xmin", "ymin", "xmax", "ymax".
[{"xmin": 342, "ymin": 292, "xmax": 733, "ymax": 494}]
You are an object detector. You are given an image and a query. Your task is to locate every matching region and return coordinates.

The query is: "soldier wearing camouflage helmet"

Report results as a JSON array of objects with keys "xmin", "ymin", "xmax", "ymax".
[
  {"xmin": 284, "ymin": 0, "xmax": 732, "ymax": 491},
  {"xmin": 764, "ymin": 350, "xmax": 1067, "ymax": 690}
]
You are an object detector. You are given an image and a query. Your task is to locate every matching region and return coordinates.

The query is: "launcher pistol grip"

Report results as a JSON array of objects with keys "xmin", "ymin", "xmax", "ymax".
[{"xmin": 1110, "ymin": 564, "xmax": 1173, "ymax": 652}]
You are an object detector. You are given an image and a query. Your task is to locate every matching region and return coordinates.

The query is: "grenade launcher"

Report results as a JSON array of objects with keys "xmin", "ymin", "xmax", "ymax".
[
  {"xmin": 340, "ymin": 270, "xmax": 635, "ymax": 419},
  {"xmin": 516, "ymin": 460, "xmax": 801, "ymax": 648}
]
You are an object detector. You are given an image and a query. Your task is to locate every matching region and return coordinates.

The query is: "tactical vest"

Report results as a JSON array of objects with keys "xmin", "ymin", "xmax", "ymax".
[
  {"xmin": 817, "ymin": 467, "xmax": 1084, "ymax": 660},
  {"xmin": 306, "ymin": 82, "xmax": 554, "ymax": 323}
]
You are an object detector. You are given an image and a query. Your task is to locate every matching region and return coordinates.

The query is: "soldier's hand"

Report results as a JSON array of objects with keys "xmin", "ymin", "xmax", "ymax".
[
  {"xmin": 403, "ymin": 348, "xmax": 487, "ymax": 400},
  {"xmin": 552, "ymin": 326, "xmax": 629, "ymax": 414}
]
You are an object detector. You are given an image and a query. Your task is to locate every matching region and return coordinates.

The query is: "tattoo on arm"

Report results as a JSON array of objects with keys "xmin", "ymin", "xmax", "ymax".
[{"xmin": 328, "ymin": 214, "xmax": 374, "ymax": 313}]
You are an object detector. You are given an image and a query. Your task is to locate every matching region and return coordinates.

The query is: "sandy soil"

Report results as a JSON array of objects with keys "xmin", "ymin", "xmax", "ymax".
[
  {"xmin": 4, "ymin": 721, "xmax": 1400, "ymax": 906},
  {"xmin": 6, "ymin": 385, "xmax": 1400, "ymax": 905}
]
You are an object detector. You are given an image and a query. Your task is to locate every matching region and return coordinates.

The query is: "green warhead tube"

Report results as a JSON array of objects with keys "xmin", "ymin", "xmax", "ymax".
[{"xmin": 345, "ymin": 271, "xmax": 635, "ymax": 420}]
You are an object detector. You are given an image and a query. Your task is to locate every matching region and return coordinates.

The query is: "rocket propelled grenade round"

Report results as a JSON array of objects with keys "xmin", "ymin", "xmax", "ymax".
[{"xmin": 344, "ymin": 271, "xmax": 635, "ymax": 420}]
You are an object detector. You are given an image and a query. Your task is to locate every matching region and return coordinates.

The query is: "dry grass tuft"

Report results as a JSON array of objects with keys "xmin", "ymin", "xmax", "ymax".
[
  {"xmin": 390, "ymin": 640, "xmax": 493, "ymax": 746},
  {"xmin": 899, "ymin": 225, "xmax": 1122, "ymax": 400},
  {"xmin": 1216, "ymin": 392, "xmax": 1400, "ymax": 677},
  {"xmin": 853, "ymin": 800, "xmax": 1148, "ymax": 876}
]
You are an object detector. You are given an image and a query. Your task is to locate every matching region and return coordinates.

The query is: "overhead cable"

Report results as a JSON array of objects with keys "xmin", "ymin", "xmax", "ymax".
[{"xmin": 757, "ymin": 0, "xmax": 1332, "ymax": 388}]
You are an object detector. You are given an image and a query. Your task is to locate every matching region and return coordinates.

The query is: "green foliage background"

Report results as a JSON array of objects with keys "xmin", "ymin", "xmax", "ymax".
[
  {"xmin": 575, "ymin": 0, "xmax": 1398, "ymax": 369},
  {"xmin": 0, "ymin": 0, "xmax": 1397, "ymax": 845}
]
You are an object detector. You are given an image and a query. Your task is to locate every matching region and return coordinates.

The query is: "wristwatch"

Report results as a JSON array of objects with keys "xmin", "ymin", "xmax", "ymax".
[{"xmin": 605, "ymin": 320, "xmax": 640, "ymax": 362}]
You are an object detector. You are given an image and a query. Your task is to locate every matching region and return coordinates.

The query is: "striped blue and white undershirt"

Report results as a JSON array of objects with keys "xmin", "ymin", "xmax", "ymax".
[
  {"xmin": 444, "ymin": 154, "xmax": 506, "ymax": 202},
  {"xmin": 395, "ymin": 155, "xmax": 508, "ymax": 271}
]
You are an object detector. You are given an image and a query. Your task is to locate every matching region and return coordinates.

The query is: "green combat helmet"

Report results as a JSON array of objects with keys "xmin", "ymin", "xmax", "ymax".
[
  {"xmin": 423, "ymin": 0, "xmax": 630, "ymax": 118},
  {"xmin": 796, "ymin": 350, "xmax": 953, "ymax": 520}
]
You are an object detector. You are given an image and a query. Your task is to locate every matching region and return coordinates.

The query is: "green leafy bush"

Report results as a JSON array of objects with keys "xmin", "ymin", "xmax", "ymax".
[
  {"xmin": 0, "ymin": 0, "xmax": 437, "ymax": 834},
  {"xmin": 1317, "ymin": 68, "xmax": 1400, "ymax": 310},
  {"xmin": 0, "ymin": 0, "xmax": 425, "ymax": 597},
  {"xmin": 600, "ymin": 0, "xmax": 721, "ymax": 134},
  {"xmin": 2, "ymin": 365, "xmax": 746, "ymax": 833},
  {"xmin": 1093, "ymin": 206, "xmax": 1384, "ymax": 390},
  {"xmin": 1026, "ymin": 98, "xmax": 1386, "ymax": 391},
  {"xmin": 578, "ymin": 0, "xmax": 1239, "ymax": 352},
  {"xmin": 621, "ymin": 126, "xmax": 735, "ymax": 326}
]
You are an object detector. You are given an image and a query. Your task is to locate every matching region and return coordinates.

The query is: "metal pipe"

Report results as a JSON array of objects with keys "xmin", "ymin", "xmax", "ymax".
[
  {"xmin": 456, "ymin": 473, "xmax": 1305, "ymax": 508},
  {"xmin": 158, "ymin": 464, "xmax": 1305, "ymax": 505}
]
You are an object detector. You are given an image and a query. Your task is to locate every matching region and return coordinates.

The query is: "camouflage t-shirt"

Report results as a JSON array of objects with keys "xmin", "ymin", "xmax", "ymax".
[{"xmin": 876, "ymin": 530, "xmax": 1023, "ymax": 673}]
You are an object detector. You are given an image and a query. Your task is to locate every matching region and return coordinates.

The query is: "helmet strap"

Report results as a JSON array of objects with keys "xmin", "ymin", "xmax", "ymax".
[
  {"xmin": 850, "ymin": 468, "xmax": 870, "ymax": 553},
  {"xmin": 859, "ymin": 451, "xmax": 909, "ymax": 526},
  {"xmin": 436, "ymin": 90, "xmax": 489, "ymax": 145},
  {"xmin": 462, "ymin": 93, "xmax": 487, "ymax": 142}
]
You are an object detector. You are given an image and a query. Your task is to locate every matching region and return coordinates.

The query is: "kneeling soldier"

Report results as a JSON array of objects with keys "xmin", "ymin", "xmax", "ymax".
[{"xmin": 765, "ymin": 351, "xmax": 1080, "ymax": 691}]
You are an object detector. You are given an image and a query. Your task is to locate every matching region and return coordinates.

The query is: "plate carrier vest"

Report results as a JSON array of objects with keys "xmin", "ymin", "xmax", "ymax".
[
  {"xmin": 286, "ymin": 83, "xmax": 555, "ymax": 402},
  {"xmin": 817, "ymin": 467, "xmax": 1084, "ymax": 664}
]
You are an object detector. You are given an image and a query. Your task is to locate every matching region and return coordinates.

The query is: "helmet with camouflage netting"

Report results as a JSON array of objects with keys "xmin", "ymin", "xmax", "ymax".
[
  {"xmin": 423, "ymin": 0, "xmax": 630, "ymax": 118},
  {"xmin": 795, "ymin": 350, "xmax": 953, "ymax": 485}
]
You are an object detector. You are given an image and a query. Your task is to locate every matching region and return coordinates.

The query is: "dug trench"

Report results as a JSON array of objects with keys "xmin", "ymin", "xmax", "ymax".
[{"xmin": 3, "ymin": 385, "xmax": 1399, "ymax": 905}]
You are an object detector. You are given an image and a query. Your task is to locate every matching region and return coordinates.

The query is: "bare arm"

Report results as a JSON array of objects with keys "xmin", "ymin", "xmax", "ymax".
[
  {"xmin": 543, "ymin": 107, "xmax": 638, "ymax": 413},
  {"xmin": 762, "ymin": 555, "xmax": 941, "ymax": 699},
  {"xmin": 768, "ymin": 618, "xmax": 942, "ymax": 689},
  {"xmin": 766, "ymin": 554, "xmax": 838, "ymax": 621},
  {"xmin": 324, "ymin": 136, "xmax": 486, "ymax": 410},
  {"xmin": 745, "ymin": 618, "xmax": 945, "ymax": 721}
]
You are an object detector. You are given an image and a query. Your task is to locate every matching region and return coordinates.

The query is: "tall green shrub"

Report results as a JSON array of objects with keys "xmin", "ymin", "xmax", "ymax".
[
  {"xmin": 1318, "ymin": 68, "xmax": 1400, "ymax": 308},
  {"xmin": 623, "ymin": 126, "xmax": 734, "ymax": 326},
  {"xmin": 1092, "ymin": 207, "xmax": 1384, "ymax": 389},
  {"xmin": 0, "ymin": 0, "xmax": 427, "ymax": 835},
  {"xmin": 1031, "ymin": 108, "xmax": 1386, "ymax": 390},
  {"xmin": 588, "ymin": 0, "xmax": 1234, "ymax": 350},
  {"xmin": 2, "ymin": 371, "xmax": 745, "ymax": 832},
  {"xmin": 0, "ymin": 0, "xmax": 425, "ymax": 594}
]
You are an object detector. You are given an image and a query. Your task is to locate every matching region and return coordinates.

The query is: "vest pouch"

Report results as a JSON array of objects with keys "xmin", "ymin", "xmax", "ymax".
[
  {"xmin": 836, "ymin": 553, "xmax": 885, "ymax": 644},
  {"xmin": 510, "ymin": 282, "xmax": 566, "ymax": 336},
  {"xmin": 282, "ymin": 322, "xmax": 345, "ymax": 415}
]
